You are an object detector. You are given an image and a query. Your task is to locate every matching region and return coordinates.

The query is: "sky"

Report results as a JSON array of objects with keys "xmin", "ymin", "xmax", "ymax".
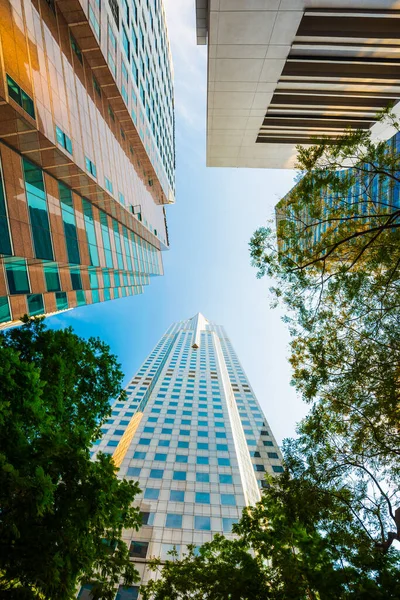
[{"xmin": 47, "ymin": 0, "xmax": 308, "ymax": 446}]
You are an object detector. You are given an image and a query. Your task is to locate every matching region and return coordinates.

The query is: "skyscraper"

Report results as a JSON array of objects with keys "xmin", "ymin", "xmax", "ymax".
[
  {"xmin": 0, "ymin": 0, "xmax": 174, "ymax": 329},
  {"xmin": 195, "ymin": 1, "xmax": 400, "ymax": 168},
  {"xmin": 88, "ymin": 313, "xmax": 282, "ymax": 597}
]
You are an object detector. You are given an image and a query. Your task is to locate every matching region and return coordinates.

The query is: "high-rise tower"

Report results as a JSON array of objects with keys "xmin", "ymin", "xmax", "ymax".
[
  {"xmin": 86, "ymin": 314, "xmax": 282, "ymax": 597},
  {"xmin": 0, "ymin": 0, "xmax": 174, "ymax": 328}
]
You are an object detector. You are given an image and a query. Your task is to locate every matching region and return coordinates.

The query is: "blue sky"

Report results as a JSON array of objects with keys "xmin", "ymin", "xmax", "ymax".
[{"xmin": 47, "ymin": 0, "xmax": 308, "ymax": 445}]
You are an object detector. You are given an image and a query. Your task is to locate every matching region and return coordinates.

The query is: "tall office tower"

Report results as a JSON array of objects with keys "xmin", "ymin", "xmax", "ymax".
[
  {"xmin": 0, "ymin": 0, "xmax": 174, "ymax": 329},
  {"xmin": 195, "ymin": 1, "xmax": 400, "ymax": 169},
  {"xmin": 87, "ymin": 313, "xmax": 282, "ymax": 597}
]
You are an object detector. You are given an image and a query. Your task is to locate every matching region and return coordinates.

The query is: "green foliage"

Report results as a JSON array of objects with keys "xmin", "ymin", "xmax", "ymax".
[
  {"xmin": 249, "ymin": 113, "xmax": 400, "ymax": 554},
  {"xmin": 142, "ymin": 470, "xmax": 400, "ymax": 599},
  {"xmin": 0, "ymin": 318, "xmax": 141, "ymax": 599}
]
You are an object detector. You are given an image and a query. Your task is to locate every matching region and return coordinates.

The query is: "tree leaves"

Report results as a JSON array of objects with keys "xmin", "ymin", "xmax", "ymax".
[{"xmin": 0, "ymin": 318, "xmax": 141, "ymax": 599}]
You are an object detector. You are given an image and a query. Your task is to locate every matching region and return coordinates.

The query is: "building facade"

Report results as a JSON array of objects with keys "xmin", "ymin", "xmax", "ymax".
[
  {"xmin": 86, "ymin": 313, "xmax": 282, "ymax": 598},
  {"xmin": 0, "ymin": 0, "xmax": 174, "ymax": 328},
  {"xmin": 195, "ymin": 1, "xmax": 400, "ymax": 169}
]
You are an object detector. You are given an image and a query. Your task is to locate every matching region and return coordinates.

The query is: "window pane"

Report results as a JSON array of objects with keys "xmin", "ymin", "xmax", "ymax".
[
  {"xmin": 129, "ymin": 541, "xmax": 148, "ymax": 559},
  {"xmin": 194, "ymin": 516, "xmax": 211, "ymax": 531},
  {"xmin": 166, "ymin": 514, "xmax": 182, "ymax": 528}
]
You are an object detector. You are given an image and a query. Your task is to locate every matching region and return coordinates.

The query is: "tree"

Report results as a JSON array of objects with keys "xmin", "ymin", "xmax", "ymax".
[
  {"xmin": 0, "ymin": 318, "xmax": 141, "ymax": 600},
  {"xmin": 142, "ymin": 468, "xmax": 400, "ymax": 600},
  {"xmin": 249, "ymin": 113, "xmax": 400, "ymax": 555}
]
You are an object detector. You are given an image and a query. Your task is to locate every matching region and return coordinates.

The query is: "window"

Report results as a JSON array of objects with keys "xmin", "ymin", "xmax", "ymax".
[
  {"xmin": 113, "ymin": 429, "xmax": 124, "ymax": 436},
  {"xmin": 120, "ymin": 420, "xmax": 129, "ymax": 426},
  {"xmin": 85, "ymin": 157, "xmax": 97, "ymax": 178},
  {"xmin": 219, "ymin": 474, "xmax": 233, "ymax": 484},
  {"xmin": 197, "ymin": 456, "xmax": 209, "ymax": 465},
  {"xmin": 170, "ymin": 490, "xmax": 185, "ymax": 502},
  {"xmin": 162, "ymin": 428, "xmax": 172, "ymax": 434},
  {"xmin": 27, "ymin": 294, "xmax": 44, "ymax": 317},
  {"xmin": 218, "ymin": 458, "xmax": 230, "ymax": 466},
  {"xmin": 268, "ymin": 452, "xmax": 279, "ymax": 459},
  {"xmin": 133, "ymin": 451, "xmax": 146, "ymax": 459},
  {"xmin": 179, "ymin": 430, "xmax": 190, "ymax": 436},
  {"xmin": 144, "ymin": 488, "xmax": 159, "ymax": 500},
  {"xmin": 273, "ymin": 465, "xmax": 284, "ymax": 473},
  {"xmin": 263, "ymin": 440, "xmax": 274, "ymax": 447},
  {"xmin": 254, "ymin": 464, "xmax": 265, "ymax": 472},
  {"xmin": 197, "ymin": 443, "xmax": 208, "ymax": 450},
  {"xmin": 195, "ymin": 492, "xmax": 210, "ymax": 504},
  {"xmin": 159, "ymin": 440, "xmax": 170, "ymax": 447},
  {"xmin": 127, "ymin": 467, "xmax": 141, "ymax": 477},
  {"xmin": 140, "ymin": 511, "xmax": 155, "ymax": 526},
  {"xmin": 166, "ymin": 514, "xmax": 182, "ymax": 528},
  {"xmin": 194, "ymin": 516, "xmax": 211, "ymax": 531},
  {"xmin": 93, "ymin": 75, "xmax": 101, "ymax": 97},
  {"xmin": 176, "ymin": 455, "xmax": 188, "ymax": 463},
  {"xmin": 55, "ymin": 125, "xmax": 72, "ymax": 154},
  {"xmin": 250, "ymin": 451, "xmax": 261, "ymax": 458},
  {"xmin": 70, "ymin": 33, "xmax": 83, "ymax": 63},
  {"xmin": 216, "ymin": 432, "xmax": 226, "ymax": 439},
  {"xmin": 88, "ymin": 5, "xmax": 100, "ymax": 38},
  {"xmin": 129, "ymin": 540, "xmax": 148, "ymax": 559},
  {"xmin": 115, "ymin": 585, "xmax": 139, "ymax": 600},
  {"xmin": 198, "ymin": 431, "xmax": 208, "ymax": 438},
  {"xmin": 222, "ymin": 518, "xmax": 238, "ymax": 533},
  {"xmin": 143, "ymin": 427, "xmax": 154, "ymax": 433},
  {"xmin": 221, "ymin": 494, "xmax": 236, "ymax": 506},
  {"xmin": 105, "ymin": 177, "xmax": 113, "ymax": 194},
  {"xmin": 196, "ymin": 472, "xmax": 209, "ymax": 483},
  {"xmin": 173, "ymin": 471, "xmax": 186, "ymax": 481},
  {"xmin": 154, "ymin": 453, "xmax": 167, "ymax": 461},
  {"xmin": 177, "ymin": 441, "xmax": 189, "ymax": 449},
  {"xmin": 138, "ymin": 438, "xmax": 151, "ymax": 445},
  {"xmin": 149, "ymin": 469, "xmax": 163, "ymax": 479}
]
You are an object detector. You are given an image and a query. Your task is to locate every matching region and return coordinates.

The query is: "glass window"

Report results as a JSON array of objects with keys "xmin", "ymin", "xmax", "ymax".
[
  {"xmin": 143, "ymin": 427, "xmax": 154, "ymax": 433},
  {"xmin": 197, "ymin": 443, "xmax": 208, "ymax": 450},
  {"xmin": 263, "ymin": 440, "xmax": 274, "ymax": 447},
  {"xmin": 27, "ymin": 294, "xmax": 44, "ymax": 316},
  {"xmin": 194, "ymin": 516, "xmax": 211, "ymax": 531},
  {"xmin": 173, "ymin": 471, "xmax": 186, "ymax": 481},
  {"xmin": 216, "ymin": 432, "xmax": 226, "ymax": 439},
  {"xmin": 222, "ymin": 518, "xmax": 238, "ymax": 533},
  {"xmin": 149, "ymin": 469, "xmax": 163, "ymax": 479},
  {"xmin": 273, "ymin": 465, "xmax": 284, "ymax": 473},
  {"xmin": 162, "ymin": 428, "xmax": 172, "ymax": 434},
  {"xmin": 6, "ymin": 74, "xmax": 35, "ymax": 118},
  {"xmin": 115, "ymin": 585, "xmax": 139, "ymax": 600},
  {"xmin": 198, "ymin": 431, "xmax": 208, "ymax": 438},
  {"xmin": 166, "ymin": 513, "xmax": 182, "ymax": 528},
  {"xmin": 159, "ymin": 440, "xmax": 170, "ymax": 447},
  {"xmin": 195, "ymin": 492, "xmax": 210, "ymax": 504},
  {"xmin": 144, "ymin": 488, "xmax": 159, "ymax": 500},
  {"xmin": 23, "ymin": 159, "xmax": 53, "ymax": 260},
  {"xmin": 197, "ymin": 456, "xmax": 209, "ymax": 465},
  {"xmin": 268, "ymin": 452, "xmax": 279, "ymax": 459},
  {"xmin": 154, "ymin": 453, "xmax": 167, "ymax": 461},
  {"xmin": 176, "ymin": 455, "xmax": 188, "ymax": 463},
  {"xmin": 133, "ymin": 451, "xmax": 146, "ymax": 459},
  {"xmin": 219, "ymin": 474, "xmax": 233, "ymax": 484},
  {"xmin": 221, "ymin": 494, "xmax": 236, "ymax": 506},
  {"xmin": 170, "ymin": 490, "xmax": 185, "ymax": 502},
  {"xmin": 254, "ymin": 464, "xmax": 265, "ymax": 472},
  {"xmin": 140, "ymin": 511, "xmax": 155, "ymax": 526},
  {"xmin": 196, "ymin": 472, "xmax": 209, "ymax": 483},
  {"xmin": 113, "ymin": 429, "xmax": 124, "ymax": 436},
  {"xmin": 179, "ymin": 430, "xmax": 190, "ymax": 436},
  {"xmin": 127, "ymin": 467, "xmax": 141, "ymax": 477},
  {"xmin": 217, "ymin": 444, "xmax": 228, "ymax": 452},
  {"xmin": 218, "ymin": 458, "xmax": 230, "ymax": 466},
  {"xmin": 177, "ymin": 441, "xmax": 189, "ymax": 449},
  {"xmin": 138, "ymin": 438, "xmax": 151, "ymax": 445},
  {"xmin": 129, "ymin": 540, "xmax": 148, "ymax": 559},
  {"xmin": 107, "ymin": 440, "xmax": 118, "ymax": 447}
]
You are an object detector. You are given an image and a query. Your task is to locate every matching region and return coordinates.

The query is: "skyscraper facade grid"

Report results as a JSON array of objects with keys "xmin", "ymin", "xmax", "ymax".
[{"xmin": 88, "ymin": 313, "xmax": 283, "ymax": 597}]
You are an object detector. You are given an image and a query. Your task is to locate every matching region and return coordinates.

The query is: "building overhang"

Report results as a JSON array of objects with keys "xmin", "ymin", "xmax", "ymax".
[{"xmin": 199, "ymin": 1, "xmax": 400, "ymax": 169}]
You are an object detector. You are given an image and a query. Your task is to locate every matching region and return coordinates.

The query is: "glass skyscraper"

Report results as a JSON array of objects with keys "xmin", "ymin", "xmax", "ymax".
[
  {"xmin": 0, "ymin": 0, "xmax": 174, "ymax": 328},
  {"xmin": 89, "ymin": 313, "xmax": 282, "ymax": 596}
]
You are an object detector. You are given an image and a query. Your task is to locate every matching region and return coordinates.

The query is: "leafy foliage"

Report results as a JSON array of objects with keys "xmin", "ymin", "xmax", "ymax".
[
  {"xmin": 249, "ymin": 114, "xmax": 400, "ymax": 555},
  {"xmin": 0, "ymin": 318, "xmax": 141, "ymax": 599}
]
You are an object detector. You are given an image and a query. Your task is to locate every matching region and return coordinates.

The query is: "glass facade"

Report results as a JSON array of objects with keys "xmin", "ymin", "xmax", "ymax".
[
  {"xmin": 92, "ymin": 313, "xmax": 283, "ymax": 590},
  {"xmin": 0, "ymin": 0, "xmax": 173, "ymax": 330}
]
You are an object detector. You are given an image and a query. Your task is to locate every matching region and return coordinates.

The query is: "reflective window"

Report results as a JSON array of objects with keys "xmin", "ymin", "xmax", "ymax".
[
  {"xmin": 194, "ymin": 516, "xmax": 211, "ymax": 531},
  {"xmin": 170, "ymin": 490, "xmax": 185, "ymax": 502},
  {"xmin": 166, "ymin": 514, "xmax": 182, "ymax": 528}
]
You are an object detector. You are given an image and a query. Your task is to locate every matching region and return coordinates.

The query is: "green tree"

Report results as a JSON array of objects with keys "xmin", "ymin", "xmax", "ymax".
[
  {"xmin": 142, "ymin": 467, "xmax": 400, "ymax": 599},
  {"xmin": 249, "ymin": 114, "xmax": 400, "ymax": 554},
  {"xmin": 0, "ymin": 318, "xmax": 141, "ymax": 600}
]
